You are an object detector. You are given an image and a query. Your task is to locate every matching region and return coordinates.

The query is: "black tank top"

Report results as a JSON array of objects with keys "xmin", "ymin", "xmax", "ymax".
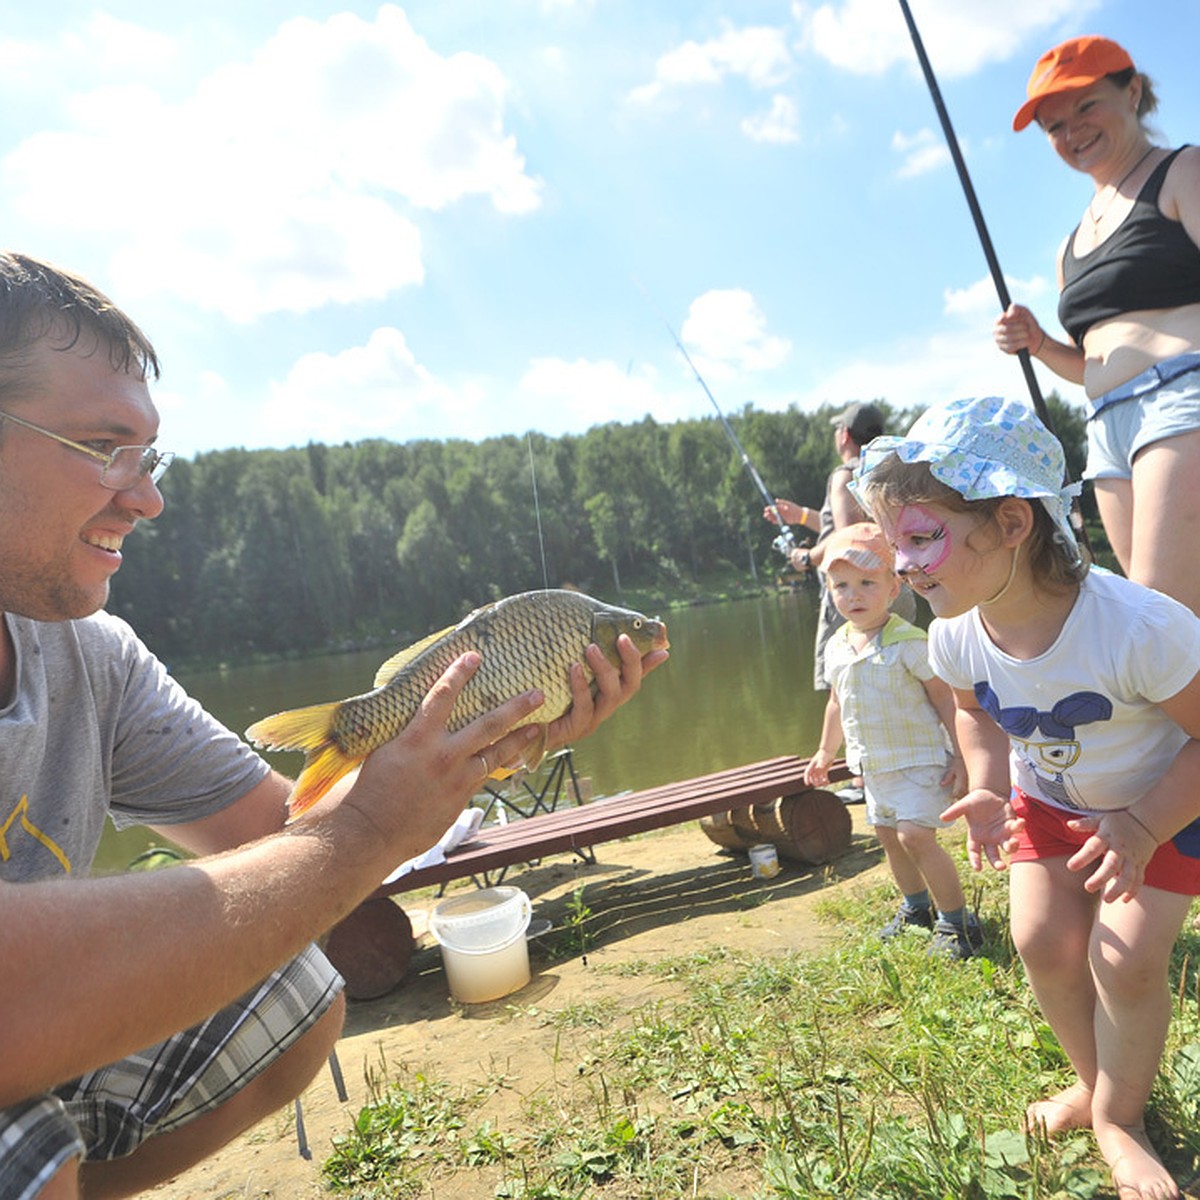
[{"xmin": 1058, "ymin": 147, "xmax": 1200, "ymax": 344}]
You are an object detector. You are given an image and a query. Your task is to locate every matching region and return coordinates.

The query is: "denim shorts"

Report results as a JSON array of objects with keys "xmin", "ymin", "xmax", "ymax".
[
  {"xmin": 0, "ymin": 944, "xmax": 341, "ymax": 1200},
  {"xmin": 1085, "ymin": 355, "xmax": 1200, "ymax": 480},
  {"xmin": 865, "ymin": 760, "xmax": 953, "ymax": 830}
]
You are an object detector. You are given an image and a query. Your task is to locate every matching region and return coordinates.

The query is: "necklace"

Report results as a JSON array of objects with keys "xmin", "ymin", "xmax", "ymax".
[
  {"xmin": 979, "ymin": 545, "xmax": 1021, "ymax": 607},
  {"xmin": 1087, "ymin": 146, "xmax": 1155, "ymax": 227}
]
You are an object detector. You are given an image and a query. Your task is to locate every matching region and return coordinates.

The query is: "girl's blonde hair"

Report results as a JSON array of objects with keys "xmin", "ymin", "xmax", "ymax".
[{"xmin": 858, "ymin": 453, "xmax": 1088, "ymax": 591}]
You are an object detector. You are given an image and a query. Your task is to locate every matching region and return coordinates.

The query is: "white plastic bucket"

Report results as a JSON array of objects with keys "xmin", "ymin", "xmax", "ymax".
[
  {"xmin": 749, "ymin": 842, "xmax": 780, "ymax": 880},
  {"xmin": 429, "ymin": 886, "xmax": 533, "ymax": 1003}
]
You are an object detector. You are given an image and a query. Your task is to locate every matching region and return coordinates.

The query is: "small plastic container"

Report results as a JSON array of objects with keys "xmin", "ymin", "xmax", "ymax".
[
  {"xmin": 429, "ymin": 886, "xmax": 533, "ymax": 1003},
  {"xmin": 748, "ymin": 842, "xmax": 781, "ymax": 880}
]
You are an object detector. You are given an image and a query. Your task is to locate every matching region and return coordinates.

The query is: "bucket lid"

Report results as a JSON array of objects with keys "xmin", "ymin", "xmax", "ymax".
[{"xmin": 430, "ymin": 886, "xmax": 532, "ymax": 952}]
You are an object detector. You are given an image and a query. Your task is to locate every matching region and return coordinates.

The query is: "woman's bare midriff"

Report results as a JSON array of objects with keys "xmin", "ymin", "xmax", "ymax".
[{"xmin": 1081, "ymin": 302, "xmax": 1200, "ymax": 398}]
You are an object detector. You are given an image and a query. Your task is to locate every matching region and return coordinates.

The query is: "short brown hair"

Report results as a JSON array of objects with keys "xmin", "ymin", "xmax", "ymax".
[{"xmin": 0, "ymin": 252, "xmax": 159, "ymax": 405}]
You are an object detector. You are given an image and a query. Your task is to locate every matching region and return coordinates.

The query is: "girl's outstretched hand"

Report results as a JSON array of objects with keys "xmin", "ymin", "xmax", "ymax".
[
  {"xmin": 1064, "ymin": 810, "xmax": 1159, "ymax": 902},
  {"xmin": 941, "ymin": 789, "xmax": 1024, "ymax": 871}
]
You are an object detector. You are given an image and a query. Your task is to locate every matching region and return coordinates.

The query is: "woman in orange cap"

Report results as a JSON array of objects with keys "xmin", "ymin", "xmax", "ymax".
[{"xmin": 995, "ymin": 36, "xmax": 1200, "ymax": 620}]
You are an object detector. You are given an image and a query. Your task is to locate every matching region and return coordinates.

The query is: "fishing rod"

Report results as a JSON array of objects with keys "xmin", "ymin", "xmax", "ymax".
[
  {"xmin": 637, "ymin": 281, "xmax": 799, "ymax": 559},
  {"xmin": 895, "ymin": 0, "xmax": 1048, "ymax": 427},
  {"xmin": 895, "ymin": 0, "xmax": 1091, "ymax": 556}
]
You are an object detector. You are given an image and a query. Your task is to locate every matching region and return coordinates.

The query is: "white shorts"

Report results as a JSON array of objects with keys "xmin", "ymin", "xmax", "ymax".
[{"xmin": 865, "ymin": 762, "xmax": 952, "ymax": 830}]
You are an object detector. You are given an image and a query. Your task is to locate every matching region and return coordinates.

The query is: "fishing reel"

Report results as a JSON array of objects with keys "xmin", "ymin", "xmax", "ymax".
[{"xmin": 771, "ymin": 527, "xmax": 798, "ymax": 558}]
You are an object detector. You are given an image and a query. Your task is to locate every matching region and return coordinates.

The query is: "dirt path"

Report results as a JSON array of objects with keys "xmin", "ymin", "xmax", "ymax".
[{"xmin": 146, "ymin": 806, "xmax": 884, "ymax": 1199}]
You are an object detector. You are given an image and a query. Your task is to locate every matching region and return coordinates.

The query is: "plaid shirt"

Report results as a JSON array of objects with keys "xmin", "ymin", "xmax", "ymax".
[{"xmin": 824, "ymin": 614, "xmax": 950, "ymax": 774}]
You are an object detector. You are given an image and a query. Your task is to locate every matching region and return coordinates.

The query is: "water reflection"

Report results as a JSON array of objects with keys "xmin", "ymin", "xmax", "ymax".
[{"xmin": 96, "ymin": 590, "xmax": 830, "ymax": 872}]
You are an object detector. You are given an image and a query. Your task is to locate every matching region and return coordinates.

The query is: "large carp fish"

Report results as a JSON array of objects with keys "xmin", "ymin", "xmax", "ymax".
[{"xmin": 245, "ymin": 589, "xmax": 669, "ymax": 818}]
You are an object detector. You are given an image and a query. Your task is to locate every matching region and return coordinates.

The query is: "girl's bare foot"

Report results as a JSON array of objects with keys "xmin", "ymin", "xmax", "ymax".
[
  {"xmin": 1024, "ymin": 1081, "xmax": 1093, "ymax": 1135},
  {"xmin": 1096, "ymin": 1122, "xmax": 1179, "ymax": 1199}
]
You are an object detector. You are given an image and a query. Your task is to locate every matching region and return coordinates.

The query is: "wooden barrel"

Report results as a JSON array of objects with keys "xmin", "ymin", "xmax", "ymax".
[
  {"xmin": 752, "ymin": 790, "xmax": 851, "ymax": 864},
  {"xmin": 323, "ymin": 897, "xmax": 415, "ymax": 1000},
  {"xmin": 731, "ymin": 804, "xmax": 764, "ymax": 845},
  {"xmin": 699, "ymin": 809, "xmax": 760, "ymax": 850}
]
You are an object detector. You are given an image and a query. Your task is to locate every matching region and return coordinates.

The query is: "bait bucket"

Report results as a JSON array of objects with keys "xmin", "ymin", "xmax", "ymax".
[{"xmin": 429, "ymin": 886, "xmax": 533, "ymax": 1003}]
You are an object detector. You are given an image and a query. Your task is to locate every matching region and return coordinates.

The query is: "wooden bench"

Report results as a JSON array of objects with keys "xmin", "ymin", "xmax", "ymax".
[{"xmin": 324, "ymin": 755, "xmax": 854, "ymax": 998}]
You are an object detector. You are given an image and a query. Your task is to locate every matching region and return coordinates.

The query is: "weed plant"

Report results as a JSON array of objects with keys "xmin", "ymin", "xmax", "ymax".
[{"xmin": 324, "ymin": 854, "xmax": 1200, "ymax": 1199}]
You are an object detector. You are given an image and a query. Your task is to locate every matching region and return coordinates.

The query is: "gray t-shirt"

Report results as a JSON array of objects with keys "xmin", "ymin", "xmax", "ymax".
[{"xmin": 0, "ymin": 610, "xmax": 269, "ymax": 882}]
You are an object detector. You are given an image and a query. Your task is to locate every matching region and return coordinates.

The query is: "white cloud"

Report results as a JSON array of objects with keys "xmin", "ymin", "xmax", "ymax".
[
  {"xmin": 629, "ymin": 23, "xmax": 793, "ymax": 104},
  {"xmin": 943, "ymin": 272, "xmax": 1056, "ymax": 319},
  {"xmin": 793, "ymin": 0, "xmax": 1103, "ymax": 78},
  {"xmin": 680, "ymin": 289, "xmax": 792, "ymax": 381},
  {"xmin": 260, "ymin": 327, "xmax": 480, "ymax": 444},
  {"xmin": 518, "ymin": 358, "xmax": 673, "ymax": 432},
  {"xmin": 891, "ymin": 127, "xmax": 951, "ymax": 178},
  {"xmin": 742, "ymin": 94, "xmax": 801, "ymax": 143},
  {"xmin": 0, "ymin": 5, "xmax": 540, "ymax": 322},
  {"xmin": 799, "ymin": 316, "xmax": 1084, "ymax": 420},
  {"xmin": 0, "ymin": 13, "xmax": 179, "ymax": 91}
]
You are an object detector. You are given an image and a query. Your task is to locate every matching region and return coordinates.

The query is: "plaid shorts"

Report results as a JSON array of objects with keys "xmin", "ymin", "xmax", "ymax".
[{"xmin": 0, "ymin": 944, "xmax": 341, "ymax": 1200}]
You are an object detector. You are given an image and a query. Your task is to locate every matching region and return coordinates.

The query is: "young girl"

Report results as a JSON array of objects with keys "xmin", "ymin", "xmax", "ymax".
[{"xmin": 854, "ymin": 394, "xmax": 1200, "ymax": 1200}]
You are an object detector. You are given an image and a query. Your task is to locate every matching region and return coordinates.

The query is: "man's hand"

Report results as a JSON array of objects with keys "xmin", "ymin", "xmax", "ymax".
[
  {"xmin": 547, "ymin": 634, "xmax": 669, "ymax": 750},
  {"xmin": 336, "ymin": 652, "xmax": 544, "ymax": 855}
]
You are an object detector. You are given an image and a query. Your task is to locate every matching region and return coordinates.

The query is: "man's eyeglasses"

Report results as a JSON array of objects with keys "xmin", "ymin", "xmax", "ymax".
[{"xmin": 0, "ymin": 410, "xmax": 174, "ymax": 490}]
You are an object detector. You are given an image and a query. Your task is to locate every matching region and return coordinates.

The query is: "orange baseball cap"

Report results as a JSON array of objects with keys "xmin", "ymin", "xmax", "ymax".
[
  {"xmin": 819, "ymin": 522, "xmax": 895, "ymax": 575},
  {"xmin": 1012, "ymin": 35, "xmax": 1135, "ymax": 132}
]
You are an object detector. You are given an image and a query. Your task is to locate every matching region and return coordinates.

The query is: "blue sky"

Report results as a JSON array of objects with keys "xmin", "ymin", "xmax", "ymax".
[{"xmin": 1, "ymin": 0, "xmax": 1195, "ymax": 459}]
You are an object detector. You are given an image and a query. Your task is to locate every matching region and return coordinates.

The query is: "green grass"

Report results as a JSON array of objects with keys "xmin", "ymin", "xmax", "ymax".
[{"xmin": 323, "ymin": 856, "xmax": 1200, "ymax": 1199}]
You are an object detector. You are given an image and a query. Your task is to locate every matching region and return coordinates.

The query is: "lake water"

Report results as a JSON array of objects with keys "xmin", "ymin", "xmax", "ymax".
[{"xmin": 95, "ymin": 588, "xmax": 834, "ymax": 872}]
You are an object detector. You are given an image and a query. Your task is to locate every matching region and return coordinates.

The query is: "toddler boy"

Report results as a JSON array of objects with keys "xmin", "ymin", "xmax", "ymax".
[{"xmin": 803, "ymin": 523, "xmax": 979, "ymax": 957}]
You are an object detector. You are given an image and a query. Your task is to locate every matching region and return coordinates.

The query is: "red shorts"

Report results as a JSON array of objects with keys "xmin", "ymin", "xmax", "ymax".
[{"xmin": 1010, "ymin": 788, "xmax": 1200, "ymax": 896}]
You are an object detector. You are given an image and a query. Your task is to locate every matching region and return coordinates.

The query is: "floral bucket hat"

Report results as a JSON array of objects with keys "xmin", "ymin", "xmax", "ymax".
[{"xmin": 852, "ymin": 396, "xmax": 1082, "ymax": 563}]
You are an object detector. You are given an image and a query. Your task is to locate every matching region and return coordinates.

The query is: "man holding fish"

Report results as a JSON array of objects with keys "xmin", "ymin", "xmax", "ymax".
[{"xmin": 0, "ymin": 251, "xmax": 668, "ymax": 1200}]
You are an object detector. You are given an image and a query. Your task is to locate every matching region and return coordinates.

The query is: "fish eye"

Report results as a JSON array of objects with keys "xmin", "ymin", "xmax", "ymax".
[{"xmin": 633, "ymin": 618, "xmax": 643, "ymax": 629}]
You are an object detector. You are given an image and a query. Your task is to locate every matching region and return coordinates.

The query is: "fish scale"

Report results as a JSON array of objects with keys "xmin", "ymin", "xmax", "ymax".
[{"xmin": 245, "ymin": 589, "xmax": 668, "ymax": 818}]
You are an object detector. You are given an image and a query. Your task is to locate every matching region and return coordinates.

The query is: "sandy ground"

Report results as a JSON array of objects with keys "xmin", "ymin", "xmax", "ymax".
[{"xmin": 145, "ymin": 805, "xmax": 886, "ymax": 1200}]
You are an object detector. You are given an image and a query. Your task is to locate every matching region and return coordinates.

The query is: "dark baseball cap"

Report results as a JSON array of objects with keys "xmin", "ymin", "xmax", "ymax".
[{"xmin": 830, "ymin": 401, "xmax": 884, "ymax": 445}]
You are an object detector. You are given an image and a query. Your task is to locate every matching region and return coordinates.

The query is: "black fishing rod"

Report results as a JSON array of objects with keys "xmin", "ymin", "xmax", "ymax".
[
  {"xmin": 895, "ymin": 0, "xmax": 1091, "ymax": 555},
  {"xmin": 895, "ymin": 0, "xmax": 1048, "ymax": 427},
  {"xmin": 637, "ymin": 281, "xmax": 798, "ymax": 558}
]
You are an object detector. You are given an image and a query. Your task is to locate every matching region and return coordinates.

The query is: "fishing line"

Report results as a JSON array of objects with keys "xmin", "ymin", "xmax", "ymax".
[
  {"xmin": 895, "ymin": 0, "xmax": 1092, "ymax": 557},
  {"xmin": 634, "ymin": 278, "xmax": 798, "ymax": 559},
  {"xmin": 528, "ymin": 432, "xmax": 551, "ymax": 589}
]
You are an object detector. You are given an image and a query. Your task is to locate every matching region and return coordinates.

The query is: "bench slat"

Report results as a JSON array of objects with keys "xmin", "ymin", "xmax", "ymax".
[{"xmin": 378, "ymin": 755, "xmax": 851, "ymax": 895}]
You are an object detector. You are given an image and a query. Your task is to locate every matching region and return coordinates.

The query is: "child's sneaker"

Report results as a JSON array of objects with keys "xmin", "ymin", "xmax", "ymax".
[
  {"xmin": 931, "ymin": 912, "xmax": 984, "ymax": 960},
  {"xmin": 880, "ymin": 903, "xmax": 934, "ymax": 940}
]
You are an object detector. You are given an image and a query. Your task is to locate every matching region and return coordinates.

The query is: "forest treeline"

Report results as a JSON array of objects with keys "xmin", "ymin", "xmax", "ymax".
[{"xmin": 108, "ymin": 394, "xmax": 1089, "ymax": 666}]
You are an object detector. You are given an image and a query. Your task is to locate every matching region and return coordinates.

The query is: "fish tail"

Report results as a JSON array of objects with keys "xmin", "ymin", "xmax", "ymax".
[
  {"xmin": 246, "ymin": 702, "xmax": 340, "ymax": 752},
  {"xmin": 287, "ymin": 744, "xmax": 360, "ymax": 819},
  {"xmin": 245, "ymin": 702, "xmax": 359, "ymax": 820}
]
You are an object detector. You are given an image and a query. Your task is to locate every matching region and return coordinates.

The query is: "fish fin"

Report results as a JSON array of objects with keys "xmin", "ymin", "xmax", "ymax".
[
  {"xmin": 520, "ymin": 725, "xmax": 549, "ymax": 774},
  {"xmin": 286, "ymin": 745, "xmax": 360, "ymax": 821},
  {"xmin": 245, "ymin": 702, "xmax": 340, "ymax": 752},
  {"xmin": 372, "ymin": 624, "xmax": 457, "ymax": 688},
  {"xmin": 481, "ymin": 726, "xmax": 547, "ymax": 785},
  {"xmin": 244, "ymin": 704, "xmax": 360, "ymax": 820}
]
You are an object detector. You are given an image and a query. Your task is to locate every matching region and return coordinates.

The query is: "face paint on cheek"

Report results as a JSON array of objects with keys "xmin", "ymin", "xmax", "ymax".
[{"xmin": 887, "ymin": 505, "xmax": 952, "ymax": 575}]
